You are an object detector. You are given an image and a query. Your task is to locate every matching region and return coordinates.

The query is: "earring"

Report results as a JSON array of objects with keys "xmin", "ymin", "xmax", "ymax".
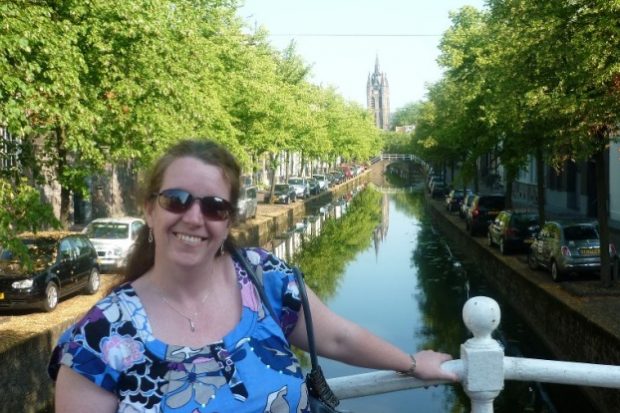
[
  {"xmin": 218, "ymin": 241, "xmax": 225, "ymax": 256},
  {"xmin": 148, "ymin": 228, "xmax": 153, "ymax": 243}
]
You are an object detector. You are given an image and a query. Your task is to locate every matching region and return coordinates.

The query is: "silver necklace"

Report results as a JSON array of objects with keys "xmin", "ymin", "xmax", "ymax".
[{"xmin": 157, "ymin": 289, "xmax": 210, "ymax": 333}]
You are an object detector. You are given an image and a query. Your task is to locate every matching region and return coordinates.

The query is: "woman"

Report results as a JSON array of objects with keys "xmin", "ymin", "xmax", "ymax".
[{"xmin": 49, "ymin": 139, "xmax": 457, "ymax": 412}]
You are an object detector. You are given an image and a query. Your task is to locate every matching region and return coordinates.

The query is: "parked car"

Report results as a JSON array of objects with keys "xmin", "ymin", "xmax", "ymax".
[
  {"xmin": 237, "ymin": 185, "xmax": 258, "ymax": 222},
  {"xmin": 445, "ymin": 189, "xmax": 472, "ymax": 212},
  {"xmin": 430, "ymin": 179, "xmax": 448, "ymax": 198},
  {"xmin": 287, "ymin": 177, "xmax": 309, "ymax": 199},
  {"xmin": 273, "ymin": 184, "xmax": 296, "ymax": 204},
  {"xmin": 459, "ymin": 192, "xmax": 477, "ymax": 219},
  {"xmin": 307, "ymin": 178, "xmax": 321, "ymax": 196},
  {"xmin": 465, "ymin": 194, "xmax": 506, "ymax": 235},
  {"xmin": 340, "ymin": 165, "xmax": 353, "ymax": 179},
  {"xmin": 487, "ymin": 210, "xmax": 540, "ymax": 254},
  {"xmin": 427, "ymin": 173, "xmax": 443, "ymax": 193},
  {"xmin": 83, "ymin": 217, "xmax": 145, "ymax": 273},
  {"xmin": 0, "ymin": 232, "xmax": 100, "ymax": 312},
  {"xmin": 312, "ymin": 174, "xmax": 329, "ymax": 191},
  {"xmin": 327, "ymin": 171, "xmax": 344, "ymax": 185},
  {"xmin": 528, "ymin": 220, "xmax": 617, "ymax": 281}
]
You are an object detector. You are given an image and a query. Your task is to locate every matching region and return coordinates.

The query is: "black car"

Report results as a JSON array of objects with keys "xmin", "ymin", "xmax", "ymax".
[
  {"xmin": 430, "ymin": 180, "xmax": 448, "ymax": 198},
  {"xmin": 0, "ymin": 232, "xmax": 100, "ymax": 312},
  {"xmin": 272, "ymin": 184, "xmax": 296, "ymax": 204},
  {"xmin": 307, "ymin": 178, "xmax": 321, "ymax": 196},
  {"xmin": 465, "ymin": 194, "xmax": 506, "ymax": 236},
  {"xmin": 459, "ymin": 192, "xmax": 477, "ymax": 219},
  {"xmin": 445, "ymin": 189, "xmax": 472, "ymax": 212},
  {"xmin": 487, "ymin": 210, "xmax": 540, "ymax": 254}
]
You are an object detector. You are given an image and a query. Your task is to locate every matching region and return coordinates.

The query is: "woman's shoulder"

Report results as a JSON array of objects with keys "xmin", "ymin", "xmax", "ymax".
[
  {"xmin": 67, "ymin": 283, "xmax": 141, "ymax": 336},
  {"xmin": 240, "ymin": 247, "xmax": 293, "ymax": 275}
]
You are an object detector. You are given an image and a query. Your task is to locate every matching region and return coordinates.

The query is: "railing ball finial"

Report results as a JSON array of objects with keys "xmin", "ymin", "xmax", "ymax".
[{"xmin": 462, "ymin": 296, "xmax": 501, "ymax": 344}]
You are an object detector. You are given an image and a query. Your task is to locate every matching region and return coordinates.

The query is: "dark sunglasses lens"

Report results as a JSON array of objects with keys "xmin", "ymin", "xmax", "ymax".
[
  {"xmin": 200, "ymin": 197, "xmax": 232, "ymax": 221},
  {"xmin": 159, "ymin": 190, "xmax": 192, "ymax": 213}
]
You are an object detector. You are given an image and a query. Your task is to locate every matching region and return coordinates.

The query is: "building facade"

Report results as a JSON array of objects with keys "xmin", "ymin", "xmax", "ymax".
[{"xmin": 367, "ymin": 56, "xmax": 390, "ymax": 130}]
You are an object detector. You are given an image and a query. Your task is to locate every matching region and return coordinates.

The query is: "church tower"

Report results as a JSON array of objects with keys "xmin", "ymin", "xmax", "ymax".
[{"xmin": 366, "ymin": 56, "xmax": 390, "ymax": 130}]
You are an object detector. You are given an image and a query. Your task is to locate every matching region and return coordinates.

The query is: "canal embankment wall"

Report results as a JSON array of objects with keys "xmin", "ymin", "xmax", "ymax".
[
  {"xmin": 0, "ymin": 174, "xmax": 369, "ymax": 413},
  {"xmin": 426, "ymin": 197, "xmax": 620, "ymax": 413}
]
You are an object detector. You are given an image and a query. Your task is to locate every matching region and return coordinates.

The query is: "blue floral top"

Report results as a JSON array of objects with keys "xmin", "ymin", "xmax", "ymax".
[{"xmin": 48, "ymin": 248, "xmax": 310, "ymax": 413}]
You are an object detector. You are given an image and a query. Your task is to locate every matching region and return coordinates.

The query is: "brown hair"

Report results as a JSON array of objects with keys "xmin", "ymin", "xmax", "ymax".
[{"xmin": 122, "ymin": 139, "xmax": 240, "ymax": 284}]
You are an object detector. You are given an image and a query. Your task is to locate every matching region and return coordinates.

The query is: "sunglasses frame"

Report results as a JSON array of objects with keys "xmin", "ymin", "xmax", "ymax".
[{"xmin": 155, "ymin": 188, "xmax": 234, "ymax": 221}]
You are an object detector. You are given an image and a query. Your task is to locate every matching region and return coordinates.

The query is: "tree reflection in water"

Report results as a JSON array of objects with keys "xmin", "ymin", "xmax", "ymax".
[{"xmin": 291, "ymin": 187, "xmax": 383, "ymax": 299}]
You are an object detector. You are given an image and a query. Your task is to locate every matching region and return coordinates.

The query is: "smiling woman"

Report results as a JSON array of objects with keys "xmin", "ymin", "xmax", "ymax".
[{"xmin": 48, "ymin": 138, "xmax": 456, "ymax": 413}]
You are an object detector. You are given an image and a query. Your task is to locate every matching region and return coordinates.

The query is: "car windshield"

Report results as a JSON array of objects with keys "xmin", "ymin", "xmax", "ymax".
[
  {"xmin": 478, "ymin": 197, "xmax": 505, "ymax": 209},
  {"xmin": 313, "ymin": 175, "xmax": 325, "ymax": 180},
  {"xmin": 85, "ymin": 223, "xmax": 129, "ymax": 239},
  {"xmin": 563, "ymin": 225, "xmax": 598, "ymax": 241},
  {"xmin": 288, "ymin": 178, "xmax": 303, "ymax": 185},
  {"xmin": 513, "ymin": 214, "xmax": 539, "ymax": 228},
  {"xmin": 275, "ymin": 184, "xmax": 288, "ymax": 192}
]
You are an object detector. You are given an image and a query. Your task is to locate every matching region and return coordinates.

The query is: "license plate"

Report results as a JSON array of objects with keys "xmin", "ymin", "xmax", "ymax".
[
  {"xmin": 0, "ymin": 292, "xmax": 4, "ymax": 300},
  {"xmin": 579, "ymin": 248, "xmax": 599, "ymax": 256}
]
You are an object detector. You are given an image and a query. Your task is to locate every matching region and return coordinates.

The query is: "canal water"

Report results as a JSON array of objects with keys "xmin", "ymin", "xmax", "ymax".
[{"xmin": 281, "ymin": 187, "xmax": 593, "ymax": 413}]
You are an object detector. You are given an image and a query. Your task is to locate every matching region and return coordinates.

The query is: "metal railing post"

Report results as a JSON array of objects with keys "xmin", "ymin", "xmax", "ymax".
[{"xmin": 461, "ymin": 296, "xmax": 505, "ymax": 413}]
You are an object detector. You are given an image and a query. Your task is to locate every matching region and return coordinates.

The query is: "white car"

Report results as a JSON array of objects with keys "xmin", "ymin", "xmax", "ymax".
[
  {"xmin": 287, "ymin": 177, "xmax": 309, "ymax": 199},
  {"xmin": 83, "ymin": 217, "xmax": 145, "ymax": 273},
  {"xmin": 312, "ymin": 174, "xmax": 329, "ymax": 191}
]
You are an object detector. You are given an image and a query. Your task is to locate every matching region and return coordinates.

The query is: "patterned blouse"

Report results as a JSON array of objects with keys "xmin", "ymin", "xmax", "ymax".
[{"xmin": 48, "ymin": 248, "xmax": 310, "ymax": 413}]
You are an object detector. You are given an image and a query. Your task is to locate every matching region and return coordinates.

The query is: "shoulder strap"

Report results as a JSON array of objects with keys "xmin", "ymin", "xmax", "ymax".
[
  {"xmin": 291, "ymin": 267, "xmax": 319, "ymax": 370},
  {"xmin": 229, "ymin": 248, "xmax": 278, "ymax": 323}
]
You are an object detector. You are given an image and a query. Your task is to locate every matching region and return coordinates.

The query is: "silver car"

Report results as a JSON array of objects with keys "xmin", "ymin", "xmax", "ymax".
[
  {"xmin": 528, "ymin": 220, "xmax": 617, "ymax": 281},
  {"xmin": 83, "ymin": 217, "xmax": 145, "ymax": 273},
  {"xmin": 287, "ymin": 177, "xmax": 309, "ymax": 199}
]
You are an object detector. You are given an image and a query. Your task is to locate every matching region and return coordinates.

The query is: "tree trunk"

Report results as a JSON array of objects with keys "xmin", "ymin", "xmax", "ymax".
[
  {"xmin": 505, "ymin": 167, "xmax": 514, "ymax": 209},
  {"xmin": 594, "ymin": 147, "xmax": 612, "ymax": 287},
  {"xmin": 268, "ymin": 152, "xmax": 277, "ymax": 204},
  {"xmin": 55, "ymin": 125, "xmax": 71, "ymax": 228},
  {"xmin": 535, "ymin": 146, "xmax": 546, "ymax": 228}
]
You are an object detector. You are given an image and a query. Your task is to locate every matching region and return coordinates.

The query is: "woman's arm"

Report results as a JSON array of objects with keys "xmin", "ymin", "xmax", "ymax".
[
  {"xmin": 55, "ymin": 366, "xmax": 118, "ymax": 413},
  {"xmin": 288, "ymin": 286, "xmax": 458, "ymax": 381}
]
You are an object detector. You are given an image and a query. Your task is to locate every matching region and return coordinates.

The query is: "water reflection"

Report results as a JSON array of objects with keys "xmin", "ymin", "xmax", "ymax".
[{"xmin": 286, "ymin": 189, "xmax": 590, "ymax": 412}]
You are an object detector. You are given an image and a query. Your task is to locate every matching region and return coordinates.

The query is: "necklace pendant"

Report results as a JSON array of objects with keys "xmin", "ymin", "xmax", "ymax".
[{"xmin": 189, "ymin": 319, "xmax": 196, "ymax": 332}]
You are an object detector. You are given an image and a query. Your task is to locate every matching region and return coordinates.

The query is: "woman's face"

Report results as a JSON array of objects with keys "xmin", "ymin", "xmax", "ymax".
[{"xmin": 146, "ymin": 156, "xmax": 232, "ymax": 270}]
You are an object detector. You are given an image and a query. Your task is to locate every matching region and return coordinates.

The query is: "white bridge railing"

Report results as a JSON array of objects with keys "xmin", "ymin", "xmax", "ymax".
[{"xmin": 326, "ymin": 296, "xmax": 620, "ymax": 412}]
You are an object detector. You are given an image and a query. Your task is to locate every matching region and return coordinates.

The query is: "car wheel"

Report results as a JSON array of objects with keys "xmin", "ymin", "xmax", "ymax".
[
  {"xmin": 499, "ymin": 238, "xmax": 508, "ymax": 255},
  {"xmin": 528, "ymin": 251, "xmax": 539, "ymax": 270},
  {"xmin": 487, "ymin": 232, "xmax": 494, "ymax": 247},
  {"xmin": 43, "ymin": 282, "xmax": 59, "ymax": 312},
  {"xmin": 551, "ymin": 261, "xmax": 562, "ymax": 282},
  {"xmin": 85, "ymin": 268, "xmax": 101, "ymax": 295}
]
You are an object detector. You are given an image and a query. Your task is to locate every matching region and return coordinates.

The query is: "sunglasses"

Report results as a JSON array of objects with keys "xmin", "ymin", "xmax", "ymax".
[{"xmin": 155, "ymin": 188, "xmax": 234, "ymax": 221}]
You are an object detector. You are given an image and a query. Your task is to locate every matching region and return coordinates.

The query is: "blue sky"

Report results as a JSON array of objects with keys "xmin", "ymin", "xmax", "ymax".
[{"xmin": 238, "ymin": 0, "xmax": 486, "ymax": 112}]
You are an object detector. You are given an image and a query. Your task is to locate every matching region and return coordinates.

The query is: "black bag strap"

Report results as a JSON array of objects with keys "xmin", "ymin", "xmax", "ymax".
[
  {"xmin": 292, "ymin": 268, "xmax": 341, "ymax": 409},
  {"xmin": 229, "ymin": 248, "xmax": 278, "ymax": 323}
]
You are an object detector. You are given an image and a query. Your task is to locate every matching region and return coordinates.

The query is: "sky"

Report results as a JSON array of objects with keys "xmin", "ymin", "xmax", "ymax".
[{"xmin": 238, "ymin": 0, "xmax": 486, "ymax": 112}]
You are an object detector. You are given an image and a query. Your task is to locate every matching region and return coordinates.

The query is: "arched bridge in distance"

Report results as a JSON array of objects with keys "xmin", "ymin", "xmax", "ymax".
[{"xmin": 368, "ymin": 153, "xmax": 426, "ymax": 192}]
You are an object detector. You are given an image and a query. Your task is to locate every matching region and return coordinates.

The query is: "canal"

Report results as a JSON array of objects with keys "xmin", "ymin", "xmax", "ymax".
[{"xmin": 281, "ymin": 186, "xmax": 593, "ymax": 412}]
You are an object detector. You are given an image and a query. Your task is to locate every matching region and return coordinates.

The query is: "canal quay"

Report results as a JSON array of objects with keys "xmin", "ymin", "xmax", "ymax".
[
  {"xmin": 2, "ymin": 163, "xmax": 619, "ymax": 413},
  {"xmin": 424, "ymin": 193, "xmax": 620, "ymax": 413}
]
